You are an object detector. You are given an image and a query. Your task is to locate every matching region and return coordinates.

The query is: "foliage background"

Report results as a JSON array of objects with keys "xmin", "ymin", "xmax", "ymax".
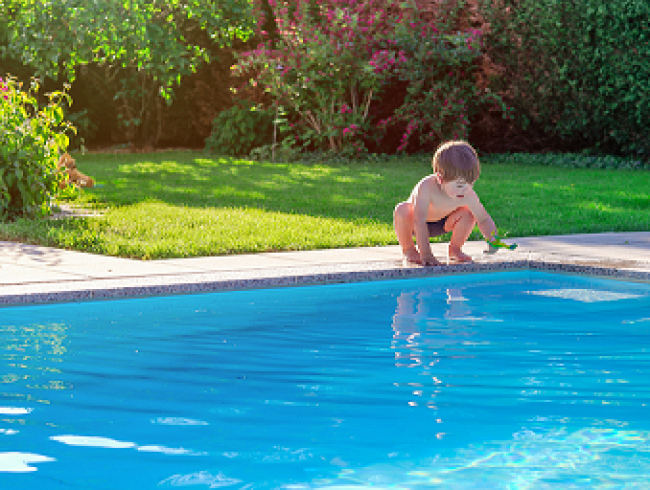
[
  {"xmin": 0, "ymin": 0, "xmax": 648, "ymax": 159},
  {"xmin": 479, "ymin": 0, "xmax": 650, "ymax": 158},
  {"xmin": 0, "ymin": 0, "xmax": 256, "ymax": 149}
]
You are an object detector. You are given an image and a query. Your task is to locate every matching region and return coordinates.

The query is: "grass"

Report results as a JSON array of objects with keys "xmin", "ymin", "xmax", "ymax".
[{"xmin": 0, "ymin": 150, "xmax": 649, "ymax": 259}]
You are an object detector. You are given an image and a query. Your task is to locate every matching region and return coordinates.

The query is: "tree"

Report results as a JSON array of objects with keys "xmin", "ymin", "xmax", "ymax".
[{"xmin": 0, "ymin": 0, "xmax": 256, "ymax": 146}]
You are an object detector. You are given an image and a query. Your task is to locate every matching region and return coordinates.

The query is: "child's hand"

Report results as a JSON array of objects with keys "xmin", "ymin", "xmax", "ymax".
[
  {"xmin": 485, "ymin": 243, "xmax": 499, "ymax": 255},
  {"xmin": 485, "ymin": 231, "xmax": 517, "ymax": 252}
]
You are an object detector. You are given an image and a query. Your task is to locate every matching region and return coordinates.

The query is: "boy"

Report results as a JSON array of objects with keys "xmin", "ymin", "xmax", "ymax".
[{"xmin": 393, "ymin": 140, "xmax": 497, "ymax": 266}]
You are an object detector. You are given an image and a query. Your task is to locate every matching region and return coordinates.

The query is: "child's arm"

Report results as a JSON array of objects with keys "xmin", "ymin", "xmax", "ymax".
[
  {"xmin": 465, "ymin": 195, "xmax": 497, "ymax": 241},
  {"xmin": 471, "ymin": 204, "xmax": 517, "ymax": 253},
  {"xmin": 477, "ymin": 212, "xmax": 518, "ymax": 253},
  {"xmin": 476, "ymin": 215, "xmax": 497, "ymax": 241}
]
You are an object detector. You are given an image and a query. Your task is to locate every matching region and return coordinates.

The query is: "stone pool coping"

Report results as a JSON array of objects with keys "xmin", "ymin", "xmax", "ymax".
[{"xmin": 1, "ymin": 232, "xmax": 650, "ymax": 305}]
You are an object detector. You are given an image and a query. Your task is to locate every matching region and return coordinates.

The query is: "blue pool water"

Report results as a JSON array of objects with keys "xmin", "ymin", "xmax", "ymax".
[{"xmin": 2, "ymin": 270, "xmax": 650, "ymax": 488}]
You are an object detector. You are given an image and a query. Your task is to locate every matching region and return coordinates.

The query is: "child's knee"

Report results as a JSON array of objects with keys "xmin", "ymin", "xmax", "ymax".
[
  {"xmin": 461, "ymin": 207, "xmax": 476, "ymax": 224},
  {"xmin": 394, "ymin": 201, "xmax": 414, "ymax": 221},
  {"xmin": 446, "ymin": 207, "xmax": 475, "ymax": 231}
]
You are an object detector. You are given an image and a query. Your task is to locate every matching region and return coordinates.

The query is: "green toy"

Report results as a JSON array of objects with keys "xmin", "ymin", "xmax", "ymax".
[{"xmin": 485, "ymin": 231, "xmax": 517, "ymax": 254}]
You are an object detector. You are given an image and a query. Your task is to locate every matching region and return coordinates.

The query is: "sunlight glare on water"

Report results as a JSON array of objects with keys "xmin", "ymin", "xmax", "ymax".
[{"xmin": 2, "ymin": 271, "xmax": 650, "ymax": 488}]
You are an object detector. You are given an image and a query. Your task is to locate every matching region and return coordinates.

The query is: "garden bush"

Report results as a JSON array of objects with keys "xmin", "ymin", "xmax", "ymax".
[
  {"xmin": 480, "ymin": 0, "xmax": 650, "ymax": 159},
  {"xmin": 0, "ymin": 76, "xmax": 73, "ymax": 220},
  {"xmin": 204, "ymin": 101, "xmax": 274, "ymax": 157},
  {"xmin": 484, "ymin": 152, "xmax": 650, "ymax": 170},
  {"xmin": 234, "ymin": 0, "xmax": 508, "ymax": 156},
  {"xmin": 380, "ymin": 21, "xmax": 508, "ymax": 152}
]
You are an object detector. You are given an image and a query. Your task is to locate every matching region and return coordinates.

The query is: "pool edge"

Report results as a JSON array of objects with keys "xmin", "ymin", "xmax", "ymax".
[{"xmin": 3, "ymin": 257, "xmax": 650, "ymax": 306}]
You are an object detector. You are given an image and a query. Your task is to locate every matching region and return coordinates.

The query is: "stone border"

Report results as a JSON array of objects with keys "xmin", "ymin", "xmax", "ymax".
[{"xmin": 2, "ymin": 256, "xmax": 650, "ymax": 306}]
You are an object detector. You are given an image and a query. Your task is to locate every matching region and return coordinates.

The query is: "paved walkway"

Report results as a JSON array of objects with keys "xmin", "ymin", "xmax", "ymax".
[{"xmin": 1, "ymin": 232, "xmax": 650, "ymax": 305}]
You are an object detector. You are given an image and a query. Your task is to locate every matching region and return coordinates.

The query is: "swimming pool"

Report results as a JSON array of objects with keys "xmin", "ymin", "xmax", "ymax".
[{"xmin": 1, "ymin": 270, "xmax": 650, "ymax": 488}]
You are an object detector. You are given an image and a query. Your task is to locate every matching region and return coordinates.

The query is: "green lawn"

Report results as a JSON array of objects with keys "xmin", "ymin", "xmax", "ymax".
[{"xmin": 1, "ymin": 150, "xmax": 648, "ymax": 259}]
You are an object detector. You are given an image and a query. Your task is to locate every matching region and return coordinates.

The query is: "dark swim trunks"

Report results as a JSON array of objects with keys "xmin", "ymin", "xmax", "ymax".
[{"xmin": 427, "ymin": 216, "xmax": 450, "ymax": 237}]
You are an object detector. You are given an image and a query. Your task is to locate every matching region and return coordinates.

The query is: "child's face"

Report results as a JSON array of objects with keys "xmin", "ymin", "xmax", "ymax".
[{"xmin": 441, "ymin": 178, "xmax": 473, "ymax": 200}]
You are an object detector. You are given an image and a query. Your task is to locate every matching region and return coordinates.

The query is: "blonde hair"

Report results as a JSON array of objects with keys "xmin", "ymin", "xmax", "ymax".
[{"xmin": 432, "ymin": 141, "xmax": 480, "ymax": 183}]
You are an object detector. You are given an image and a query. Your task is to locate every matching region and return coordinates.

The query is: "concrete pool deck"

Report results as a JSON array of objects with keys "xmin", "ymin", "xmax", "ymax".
[{"xmin": 1, "ymin": 232, "xmax": 650, "ymax": 305}]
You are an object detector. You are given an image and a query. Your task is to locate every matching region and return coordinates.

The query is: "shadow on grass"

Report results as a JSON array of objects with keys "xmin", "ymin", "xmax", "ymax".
[
  {"xmin": 74, "ymin": 151, "xmax": 421, "ymax": 225},
  {"xmin": 73, "ymin": 151, "xmax": 650, "ymax": 234}
]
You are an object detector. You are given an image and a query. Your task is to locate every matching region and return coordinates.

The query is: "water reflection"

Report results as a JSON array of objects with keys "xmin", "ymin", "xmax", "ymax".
[
  {"xmin": 0, "ymin": 322, "xmax": 70, "ymax": 473},
  {"xmin": 391, "ymin": 287, "xmax": 478, "ymax": 366},
  {"xmin": 390, "ymin": 280, "xmax": 645, "ymax": 415},
  {"xmin": 0, "ymin": 322, "xmax": 70, "ymax": 406},
  {"xmin": 390, "ymin": 287, "xmax": 482, "ymax": 416}
]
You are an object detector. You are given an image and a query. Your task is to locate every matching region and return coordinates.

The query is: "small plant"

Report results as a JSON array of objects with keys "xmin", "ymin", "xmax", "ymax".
[
  {"xmin": 0, "ymin": 76, "xmax": 74, "ymax": 220},
  {"xmin": 205, "ymin": 101, "xmax": 274, "ymax": 157},
  {"xmin": 248, "ymin": 142, "xmax": 301, "ymax": 163}
]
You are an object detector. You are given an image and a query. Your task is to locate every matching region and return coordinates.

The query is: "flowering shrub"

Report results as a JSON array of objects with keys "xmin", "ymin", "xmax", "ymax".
[
  {"xmin": 387, "ymin": 24, "xmax": 509, "ymax": 152},
  {"xmin": 234, "ymin": 0, "xmax": 402, "ymax": 156},
  {"xmin": 234, "ymin": 0, "xmax": 509, "ymax": 156},
  {"xmin": 0, "ymin": 76, "xmax": 73, "ymax": 220}
]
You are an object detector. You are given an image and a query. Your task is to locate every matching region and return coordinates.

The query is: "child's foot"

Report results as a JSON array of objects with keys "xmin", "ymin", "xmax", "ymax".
[
  {"xmin": 449, "ymin": 246, "xmax": 472, "ymax": 263},
  {"xmin": 402, "ymin": 248, "xmax": 421, "ymax": 265}
]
